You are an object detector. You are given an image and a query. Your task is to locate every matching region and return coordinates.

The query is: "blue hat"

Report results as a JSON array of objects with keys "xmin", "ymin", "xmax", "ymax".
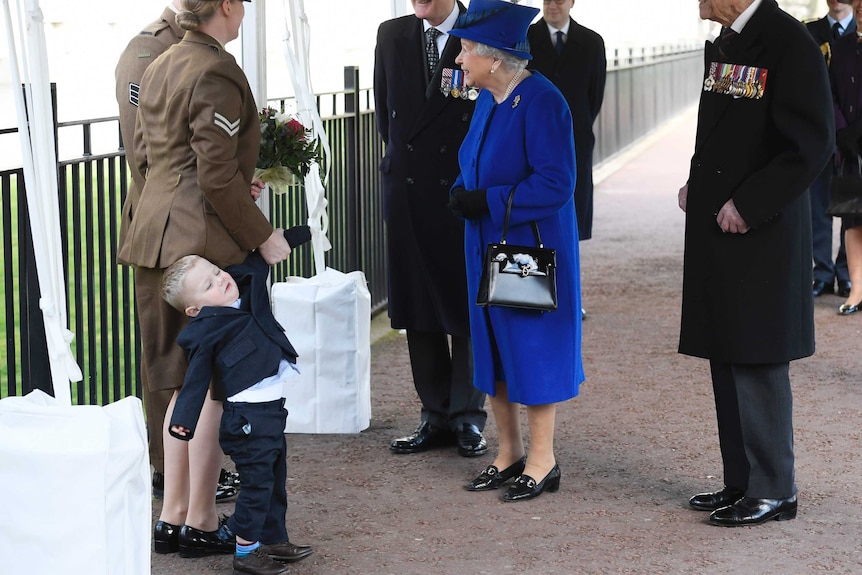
[{"xmin": 448, "ymin": 0, "xmax": 540, "ymax": 61}]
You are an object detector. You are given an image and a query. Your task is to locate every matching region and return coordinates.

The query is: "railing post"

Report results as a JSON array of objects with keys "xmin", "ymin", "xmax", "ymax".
[{"xmin": 343, "ymin": 65, "xmax": 361, "ymax": 272}]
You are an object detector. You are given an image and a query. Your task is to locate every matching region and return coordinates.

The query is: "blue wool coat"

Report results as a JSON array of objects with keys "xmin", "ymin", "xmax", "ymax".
[{"xmin": 453, "ymin": 73, "xmax": 584, "ymax": 405}]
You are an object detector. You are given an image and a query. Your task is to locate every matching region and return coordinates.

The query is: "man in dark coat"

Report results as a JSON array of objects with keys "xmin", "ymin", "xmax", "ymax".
[
  {"xmin": 805, "ymin": 0, "xmax": 855, "ymax": 298},
  {"xmin": 678, "ymin": 0, "xmax": 834, "ymax": 527},
  {"xmin": 527, "ymin": 0, "xmax": 606, "ymax": 242},
  {"xmin": 374, "ymin": 0, "xmax": 487, "ymax": 457}
]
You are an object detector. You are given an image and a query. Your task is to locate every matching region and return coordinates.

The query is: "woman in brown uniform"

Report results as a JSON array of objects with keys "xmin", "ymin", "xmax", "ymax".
[{"xmin": 118, "ymin": 0, "xmax": 290, "ymax": 557}]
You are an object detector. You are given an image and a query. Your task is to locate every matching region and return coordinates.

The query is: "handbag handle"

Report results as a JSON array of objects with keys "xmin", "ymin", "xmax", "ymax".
[{"xmin": 500, "ymin": 188, "xmax": 544, "ymax": 247}]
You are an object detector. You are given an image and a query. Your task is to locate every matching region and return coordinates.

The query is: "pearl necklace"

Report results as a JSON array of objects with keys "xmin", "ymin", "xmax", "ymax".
[{"xmin": 499, "ymin": 68, "xmax": 525, "ymax": 103}]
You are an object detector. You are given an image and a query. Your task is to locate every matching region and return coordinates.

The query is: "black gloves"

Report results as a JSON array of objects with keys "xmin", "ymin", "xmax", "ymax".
[
  {"xmin": 448, "ymin": 188, "xmax": 489, "ymax": 218},
  {"xmin": 283, "ymin": 225, "xmax": 311, "ymax": 248}
]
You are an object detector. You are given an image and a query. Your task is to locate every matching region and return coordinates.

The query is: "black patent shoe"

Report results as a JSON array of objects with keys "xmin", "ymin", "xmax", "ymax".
[
  {"xmin": 389, "ymin": 421, "xmax": 455, "ymax": 454},
  {"xmin": 456, "ymin": 423, "xmax": 488, "ymax": 457},
  {"xmin": 838, "ymin": 302, "xmax": 861, "ymax": 315},
  {"xmin": 501, "ymin": 463, "xmax": 561, "ymax": 502},
  {"xmin": 465, "ymin": 456, "xmax": 526, "ymax": 491},
  {"xmin": 708, "ymin": 495, "xmax": 797, "ymax": 527},
  {"xmin": 220, "ymin": 468, "xmax": 241, "ymax": 489},
  {"xmin": 688, "ymin": 486, "xmax": 745, "ymax": 511},
  {"xmin": 178, "ymin": 523, "xmax": 235, "ymax": 558},
  {"xmin": 838, "ymin": 280, "xmax": 852, "ymax": 298},
  {"xmin": 153, "ymin": 520, "xmax": 180, "ymax": 554},
  {"xmin": 216, "ymin": 484, "xmax": 238, "ymax": 502}
]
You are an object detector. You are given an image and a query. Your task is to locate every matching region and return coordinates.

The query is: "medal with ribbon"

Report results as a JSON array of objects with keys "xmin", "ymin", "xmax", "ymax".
[{"xmin": 440, "ymin": 68, "xmax": 479, "ymax": 101}]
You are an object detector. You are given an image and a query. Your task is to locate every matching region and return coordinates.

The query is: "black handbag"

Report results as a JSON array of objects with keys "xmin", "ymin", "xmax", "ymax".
[
  {"xmin": 476, "ymin": 189, "xmax": 558, "ymax": 311},
  {"xmin": 827, "ymin": 155, "xmax": 862, "ymax": 216}
]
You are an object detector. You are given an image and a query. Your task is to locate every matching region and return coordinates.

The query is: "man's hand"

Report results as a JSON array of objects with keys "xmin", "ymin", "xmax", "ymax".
[
  {"xmin": 678, "ymin": 184, "xmax": 688, "ymax": 212},
  {"xmin": 250, "ymin": 178, "xmax": 266, "ymax": 202},
  {"xmin": 258, "ymin": 229, "xmax": 292, "ymax": 265},
  {"xmin": 716, "ymin": 199, "xmax": 749, "ymax": 234}
]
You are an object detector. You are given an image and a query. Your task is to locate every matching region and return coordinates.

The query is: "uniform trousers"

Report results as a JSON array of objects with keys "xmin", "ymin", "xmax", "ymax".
[
  {"xmin": 220, "ymin": 399, "xmax": 289, "ymax": 544},
  {"xmin": 810, "ymin": 165, "xmax": 849, "ymax": 284},
  {"xmin": 406, "ymin": 330, "xmax": 486, "ymax": 431},
  {"xmin": 134, "ymin": 266, "xmax": 188, "ymax": 472},
  {"xmin": 709, "ymin": 360, "xmax": 796, "ymax": 499}
]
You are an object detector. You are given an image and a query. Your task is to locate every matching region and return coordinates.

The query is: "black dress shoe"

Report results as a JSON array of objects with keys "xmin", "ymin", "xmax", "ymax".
[
  {"xmin": 465, "ymin": 456, "xmax": 526, "ymax": 491},
  {"xmin": 838, "ymin": 302, "xmax": 861, "ymax": 315},
  {"xmin": 389, "ymin": 421, "xmax": 454, "ymax": 454},
  {"xmin": 708, "ymin": 495, "xmax": 797, "ymax": 527},
  {"xmin": 501, "ymin": 463, "xmax": 561, "ymax": 502},
  {"xmin": 220, "ymin": 468, "xmax": 241, "ymax": 489},
  {"xmin": 153, "ymin": 520, "xmax": 180, "ymax": 554},
  {"xmin": 262, "ymin": 540, "xmax": 314, "ymax": 563},
  {"xmin": 178, "ymin": 523, "xmax": 235, "ymax": 558},
  {"xmin": 838, "ymin": 280, "xmax": 852, "ymax": 298},
  {"xmin": 812, "ymin": 280, "xmax": 834, "ymax": 297},
  {"xmin": 233, "ymin": 547, "xmax": 291, "ymax": 575},
  {"xmin": 216, "ymin": 483, "xmax": 238, "ymax": 502},
  {"xmin": 688, "ymin": 486, "xmax": 745, "ymax": 511},
  {"xmin": 456, "ymin": 423, "xmax": 488, "ymax": 457}
]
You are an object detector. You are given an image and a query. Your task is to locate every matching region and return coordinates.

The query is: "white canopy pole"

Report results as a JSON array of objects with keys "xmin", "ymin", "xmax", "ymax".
[
  {"xmin": 2, "ymin": 0, "xmax": 82, "ymax": 405},
  {"xmin": 284, "ymin": 0, "xmax": 331, "ymax": 276}
]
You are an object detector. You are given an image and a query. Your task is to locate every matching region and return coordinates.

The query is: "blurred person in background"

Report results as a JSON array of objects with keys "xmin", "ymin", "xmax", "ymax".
[
  {"xmin": 805, "ymin": 0, "xmax": 855, "ymax": 299},
  {"xmin": 528, "ymin": 0, "xmax": 606, "ymax": 319}
]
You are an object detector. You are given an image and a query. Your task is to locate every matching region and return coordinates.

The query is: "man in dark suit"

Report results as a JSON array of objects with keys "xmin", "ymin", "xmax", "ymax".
[
  {"xmin": 805, "ymin": 0, "xmax": 855, "ymax": 298},
  {"xmin": 527, "ymin": 0, "xmax": 606, "ymax": 244},
  {"xmin": 374, "ymin": 0, "xmax": 487, "ymax": 457},
  {"xmin": 678, "ymin": 0, "xmax": 834, "ymax": 526}
]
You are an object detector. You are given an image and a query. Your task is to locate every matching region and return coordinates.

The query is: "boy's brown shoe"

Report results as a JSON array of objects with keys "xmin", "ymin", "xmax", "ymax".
[{"xmin": 233, "ymin": 547, "xmax": 290, "ymax": 575}]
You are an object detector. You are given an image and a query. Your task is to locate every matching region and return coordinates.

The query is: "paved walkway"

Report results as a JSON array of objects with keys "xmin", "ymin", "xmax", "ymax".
[{"xmin": 153, "ymin": 108, "xmax": 862, "ymax": 575}]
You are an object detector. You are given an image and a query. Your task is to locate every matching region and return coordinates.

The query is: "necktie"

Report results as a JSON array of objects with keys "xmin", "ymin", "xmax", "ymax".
[
  {"xmin": 425, "ymin": 27, "xmax": 441, "ymax": 79},
  {"xmin": 833, "ymin": 22, "xmax": 842, "ymax": 40},
  {"xmin": 717, "ymin": 27, "xmax": 737, "ymax": 61},
  {"xmin": 555, "ymin": 30, "xmax": 565, "ymax": 56}
]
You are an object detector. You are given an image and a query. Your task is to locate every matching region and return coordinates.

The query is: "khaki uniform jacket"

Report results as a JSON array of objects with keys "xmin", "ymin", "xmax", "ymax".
[
  {"xmin": 118, "ymin": 31, "xmax": 271, "ymax": 270},
  {"xmin": 115, "ymin": 6, "xmax": 184, "ymax": 251}
]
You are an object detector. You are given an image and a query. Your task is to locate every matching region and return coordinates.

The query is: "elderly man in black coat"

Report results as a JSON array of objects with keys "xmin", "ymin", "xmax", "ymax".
[
  {"xmin": 374, "ymin": 0, "xmax": 487, "ymax": 457},
  {"xmin": 678, "ymin": 0, "xmax": 834, "ymax": 527}
]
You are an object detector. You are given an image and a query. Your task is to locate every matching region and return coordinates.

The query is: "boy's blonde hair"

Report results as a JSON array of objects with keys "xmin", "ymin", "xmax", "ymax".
[{"xmin": 161, "ymin": 254, "xmax": 203, "ymax": 311}]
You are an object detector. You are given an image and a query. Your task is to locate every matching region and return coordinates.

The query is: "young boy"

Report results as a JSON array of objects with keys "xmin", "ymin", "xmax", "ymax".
[{"xmin": 161, "ymin": 229, "xmax": 313, "ymax": 575}]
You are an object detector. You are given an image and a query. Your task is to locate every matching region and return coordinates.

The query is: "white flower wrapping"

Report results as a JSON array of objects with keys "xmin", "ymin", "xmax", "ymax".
[{"xmin": 494, "ymin": 252, "xmax": 545, "ymax": 276}]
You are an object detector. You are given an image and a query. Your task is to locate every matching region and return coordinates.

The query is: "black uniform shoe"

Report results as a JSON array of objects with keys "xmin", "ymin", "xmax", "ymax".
[
  {"xmin": 152, "ymin": 471, "xmax": 165, "ymax": 499},
  {"xmin": 178, "ymin": 523, "xmax": 235, "ymax": 558},
  {"xmin": 389, "ymin": 421, "xmax": 455, "ymax": 454},
  {"xmin": 689, "ymin": 486, "xmax": 745, "ymax": 511},
  {"xmin": 456, "ymin": 423, "xmax": 488, "ymax": 457},
  {"xmin": 708, "ymin": 495, "xmax": 797, "ymax": 527},
  {"xmin": 233, "ymin": 547, "xmax": 291, "ymax": 575},
  {"xmin": 837, "ymin": 280, "xmax": 852, "ymax": 298},
  {"xmin": 812, "ymin": 280, "xmax": 834, "ymax": 297}
]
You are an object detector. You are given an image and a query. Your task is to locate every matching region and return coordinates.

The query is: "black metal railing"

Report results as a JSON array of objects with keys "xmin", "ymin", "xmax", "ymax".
[{"xmin": 0, "ymin": 49, "xmax": 702, "ymax": 403}]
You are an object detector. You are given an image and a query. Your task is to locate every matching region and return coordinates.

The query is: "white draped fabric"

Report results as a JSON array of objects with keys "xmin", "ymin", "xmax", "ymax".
[{"xmin": 2, "ymin": 0, "xmax": 82, "ymax": 404}]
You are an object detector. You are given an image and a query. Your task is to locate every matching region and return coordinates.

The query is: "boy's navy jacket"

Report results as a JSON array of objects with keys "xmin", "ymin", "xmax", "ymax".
[{"xmin": 169, "ymin": 251, "xmax": 297, "ymax": 440}]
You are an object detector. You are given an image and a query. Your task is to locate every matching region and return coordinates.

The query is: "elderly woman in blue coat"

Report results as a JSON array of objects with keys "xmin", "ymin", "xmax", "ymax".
[{"xmin": 447, "ymin": 0, "xmax": 584, "ymax": 502}]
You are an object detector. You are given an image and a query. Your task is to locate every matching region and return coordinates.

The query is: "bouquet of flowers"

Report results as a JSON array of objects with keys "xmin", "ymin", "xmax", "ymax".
[{"xmin": 255, "ymin": 106, "xmax": 323, "ymax": 194}]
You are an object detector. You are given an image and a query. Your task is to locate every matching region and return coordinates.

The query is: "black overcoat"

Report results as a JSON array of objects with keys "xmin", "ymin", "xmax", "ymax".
[
  {"xmin": 373, "ymin": 3, "xmax": 473, "ymax": 336},
  {"xmin": 679, "ymin": 0, "xmax": 834, "ymax": 363},
  {"xmin": 527, "ymin": 17, "xmax": 606, "ymax": 240}
]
